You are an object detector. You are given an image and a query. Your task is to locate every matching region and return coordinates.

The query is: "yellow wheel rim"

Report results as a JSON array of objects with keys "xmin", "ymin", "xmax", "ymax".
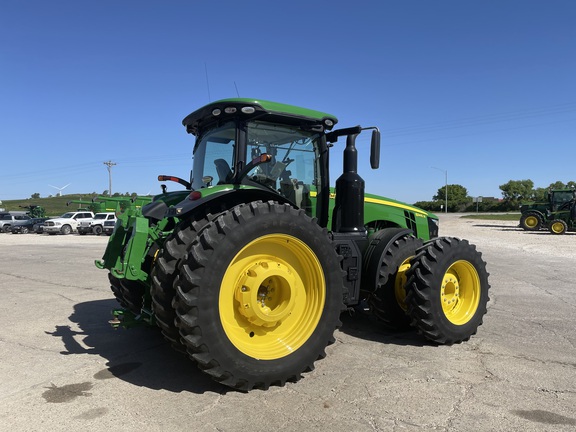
[
  {"xmin": 525, "ymin": 216, "xmax": 539, "ymax": 228},
  {"xmin": 394, "ymin": 257, "xmax": 412, "ymax": 312},
  {"xmin": 219, "ymin": 234, "xmax": 325, "ymax": 360},
  {"xmin": 440, "ymin": 260, "xmax": 481, "ymax": 325},
  {"xmin": 551, "ymin": 222, "xmax": 564, "ymax": 234}
]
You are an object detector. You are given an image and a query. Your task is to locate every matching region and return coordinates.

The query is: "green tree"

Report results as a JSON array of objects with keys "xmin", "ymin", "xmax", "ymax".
[
  {"xmin": 548, "ymin": 180, "xmax": 566, "ymax": 190},
  {"xmin": 533, "ymin": 187, "xmax": 548, "ymax": 202},
  {"xmin": 433, "ymin": 184, "xmax": 469, "ymax": 212},
  {"xmin": 499, "ymin": 179, "xmax": 534, "ymax": 207},
  {"xmin": 31, "ymin": 193, "xmax": 40, "ymax": 199},
  {"xmin": 413, "ymin": 200, "xmax": 437, "ymax": 211}
]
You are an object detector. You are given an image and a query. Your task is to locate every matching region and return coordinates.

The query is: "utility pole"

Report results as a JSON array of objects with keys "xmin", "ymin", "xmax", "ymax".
[
  {"xmin": 103, "ymin": 160, "xmax": 116, "ymax": 196},
  {"xmin": 432, "ymin": 167, "xmax": 448, "ymax": 213}
]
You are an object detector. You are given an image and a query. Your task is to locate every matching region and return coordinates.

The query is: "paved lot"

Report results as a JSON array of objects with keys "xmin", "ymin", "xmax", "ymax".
[{"xmin": 0, "ymin": 215, "xmax": 575, "ymax": 431}]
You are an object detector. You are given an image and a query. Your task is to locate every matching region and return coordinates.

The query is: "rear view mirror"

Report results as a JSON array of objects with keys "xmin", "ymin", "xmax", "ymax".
[{"xmin": 370, "ymin": 129, "xmax": 380, "ymax": 169}]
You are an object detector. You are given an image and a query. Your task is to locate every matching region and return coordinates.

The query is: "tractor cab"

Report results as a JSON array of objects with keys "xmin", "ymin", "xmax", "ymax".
[
  {"xmin": 180, "ymin": 99, "xmax": 339, "ymax": 225},
  {"xmin": 177, "ymin": 98, "xmax": 383, "ymax": 233},
  {"xmin": 190, "ymin": 117, "xmax": 322, "ymax": 217}
]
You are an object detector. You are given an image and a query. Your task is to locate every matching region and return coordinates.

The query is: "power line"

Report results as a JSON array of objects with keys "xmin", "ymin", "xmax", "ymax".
[{"xmin": 381, "ymin": 102, "xmax": 576, "ymax": 138}]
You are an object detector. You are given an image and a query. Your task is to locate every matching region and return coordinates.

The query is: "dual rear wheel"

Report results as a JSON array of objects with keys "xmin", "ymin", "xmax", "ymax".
[
  {"xmin": 153, "ymin": 201, "xmax": 344, "ymax": 391},
  {"xmin": 369, "ymin": 234, "xmax": 490, "ymax": 344}
]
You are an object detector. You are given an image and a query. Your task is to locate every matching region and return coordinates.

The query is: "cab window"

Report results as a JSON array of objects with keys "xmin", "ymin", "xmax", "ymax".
[
  {"xmin": 245, "ymin": 121, "xmax": 320, "ymax": 216},
  {"xmin": 192, "ymin": 121, "xmax": 236, "ymax": 189}
]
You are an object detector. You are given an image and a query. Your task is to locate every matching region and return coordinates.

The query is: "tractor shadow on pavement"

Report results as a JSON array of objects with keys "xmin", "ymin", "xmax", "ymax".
[
  {"xmin": 339, "ymin": 310, "xmax": 431, "ymax": 347},
  {"xmin": 49, "ymin": 299, "xmax": 432, "ymax": 395},
  {"xmin": 472, "ymin": 223, "xmax": 522, "ymax": 231},
  {"xmin": 472, "ymin": 223, "xmax": 576, "ymax": 235},
  {"xmin": 47, "ymin": 298, "xmax": 228, "ymax": 395}
]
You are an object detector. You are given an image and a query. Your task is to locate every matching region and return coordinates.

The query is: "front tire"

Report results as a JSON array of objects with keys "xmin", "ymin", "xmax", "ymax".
[
  {"xmin": 61, "ymin": 225, "xmax": 72, "ymax": 235},
  {"xmin": 93, "ymin": 225, "xmax": 103, "ymax": 235},
  {"xmin": 405, "ymin": 237, "xmax": 490, "ymax": 344},
  {"xmin": 174, "ymin": 201, "xmax": 344, "ymax": 391},
  {"xmin": 549, "ymin": 219, "xmax": 568, "ymax": 235}
]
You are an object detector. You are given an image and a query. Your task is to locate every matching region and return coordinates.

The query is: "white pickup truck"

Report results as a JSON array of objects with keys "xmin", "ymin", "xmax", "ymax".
[
  {"xmin": 43, "ymin": 211, "xmax": 94, "ymax": 235},
  {"xmin": 77, "ymin": 212, "xmax": 116, "ymax": 235}
]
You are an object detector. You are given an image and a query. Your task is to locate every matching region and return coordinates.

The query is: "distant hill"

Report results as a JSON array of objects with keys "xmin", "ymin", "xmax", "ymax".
[{"xmin": 0, "ymin": 193, "xmax": 139, "ymax": 216}]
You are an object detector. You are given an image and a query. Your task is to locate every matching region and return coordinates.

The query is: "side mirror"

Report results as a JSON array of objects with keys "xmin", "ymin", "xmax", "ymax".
[{"xmin": 370, "ymin": 129, "xmax": 380, "ymax": 169}]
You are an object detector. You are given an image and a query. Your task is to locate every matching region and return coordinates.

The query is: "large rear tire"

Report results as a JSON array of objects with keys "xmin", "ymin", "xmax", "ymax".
[
  {"xmin": 405, "ymin": 237, "xmax": 490, "ymax": 344},
  {"xmin": 150, "ymin": 214, "xmax": 211, "ymax": 351},
  {"xmin": 519, "ymin": 213, "xmax": 543, "ymax": 231},
  {"xmin": 367, "ymin": 233, "xmax": 422, "ymax": 329},
  {"xmin": 108, "ymin": 273, "xmax": 145, "ymax": 314},
  {"xmin": 119, "ymin": 279, "xmax": 145, "ymax": 314},
  {"xmin": 174, "ymin": 201, "xmax": 344, "ymax": 391}
]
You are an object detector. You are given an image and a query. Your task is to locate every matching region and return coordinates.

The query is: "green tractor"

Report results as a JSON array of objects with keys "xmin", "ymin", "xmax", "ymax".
[
  {"xmin": 519, "ymin": 188, "xmax": 575, "ymax": 231},
  {"xmin": 96, "ymin": 98, "xmax": 490, "ymax": 391},
  {"xmin": 19, "ymin": 205, "xmax": 46, "ymax": 218}
]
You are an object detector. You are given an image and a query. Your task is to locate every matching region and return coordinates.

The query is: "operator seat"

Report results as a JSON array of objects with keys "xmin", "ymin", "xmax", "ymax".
[{"xmin": 214, "ymin": 159, "xmax": 232, "ymax": 184}]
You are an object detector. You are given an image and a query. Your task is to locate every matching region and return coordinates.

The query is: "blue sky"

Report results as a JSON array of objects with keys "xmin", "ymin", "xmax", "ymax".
[{"xmin": 1, "ymin": 1, "xmax": 575, "ymax": 205}]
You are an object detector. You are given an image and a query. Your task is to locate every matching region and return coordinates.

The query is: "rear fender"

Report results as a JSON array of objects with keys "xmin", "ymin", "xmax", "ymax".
[
  {"xmin": 96, "ymin": 187, "xmax": 290, "ymax": 283},
  {"xmin": 361, "ymin": 227, "xmax": 416, "ymax": 293},
  {"xmin": 165, "ymin": 187, "xmax": 293, "ymax": 220}
]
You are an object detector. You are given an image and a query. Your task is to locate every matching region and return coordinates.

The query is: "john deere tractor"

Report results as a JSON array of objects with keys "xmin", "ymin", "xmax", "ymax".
[
  {"xmin": 97, "ymin": 98, "xmax": 490, "ymax": 391},
  {"xmin": 520, "ymin": 188, "xmax": 576, "ymax": 231}
]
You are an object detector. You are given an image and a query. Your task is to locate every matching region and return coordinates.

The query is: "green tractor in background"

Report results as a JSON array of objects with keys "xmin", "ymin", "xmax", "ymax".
[
  {"xmin": 19, "ymin": 205, "xmax": 46, "ymax": 218},
  {"xmin": 96, "ymin": 98, "xmax": 490, "ymax": 391},
  {"xmin": 519, "ymin": 188, "xmax": 575, "ymax": 231}
]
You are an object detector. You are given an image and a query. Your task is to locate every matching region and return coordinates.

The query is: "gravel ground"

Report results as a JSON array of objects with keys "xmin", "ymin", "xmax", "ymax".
[
  {"xmin": 437, "ymin": 212, "xmax": 576, "ymax": 259},
  {"xmin": 1, "ymin": 215, "xmax": 575, "ymax": 432}
]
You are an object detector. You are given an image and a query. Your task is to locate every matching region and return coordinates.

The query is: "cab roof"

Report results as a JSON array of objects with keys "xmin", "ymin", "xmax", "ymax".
[{"xmin": 182, "ymin": 98, "xmax": 338, "ymax": 136}]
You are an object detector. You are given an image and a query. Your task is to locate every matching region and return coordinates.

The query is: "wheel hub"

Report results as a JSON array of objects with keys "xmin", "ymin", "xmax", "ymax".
[
  {"xmin": 441, "ymin": 274, "xmax": 460, "ymax": 308},
  {"xmin": 235, "ymin": 260, "xmax": 298, "ymax": 327}
]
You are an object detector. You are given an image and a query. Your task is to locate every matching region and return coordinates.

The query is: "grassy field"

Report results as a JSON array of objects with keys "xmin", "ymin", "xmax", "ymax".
[
  {"xmin": 1, "ymin": 194, "xmax": 122, "ymax": 217},
  {"xmin": 460, "ymin": 213, "xmax": 520, "ymax": 221}
]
